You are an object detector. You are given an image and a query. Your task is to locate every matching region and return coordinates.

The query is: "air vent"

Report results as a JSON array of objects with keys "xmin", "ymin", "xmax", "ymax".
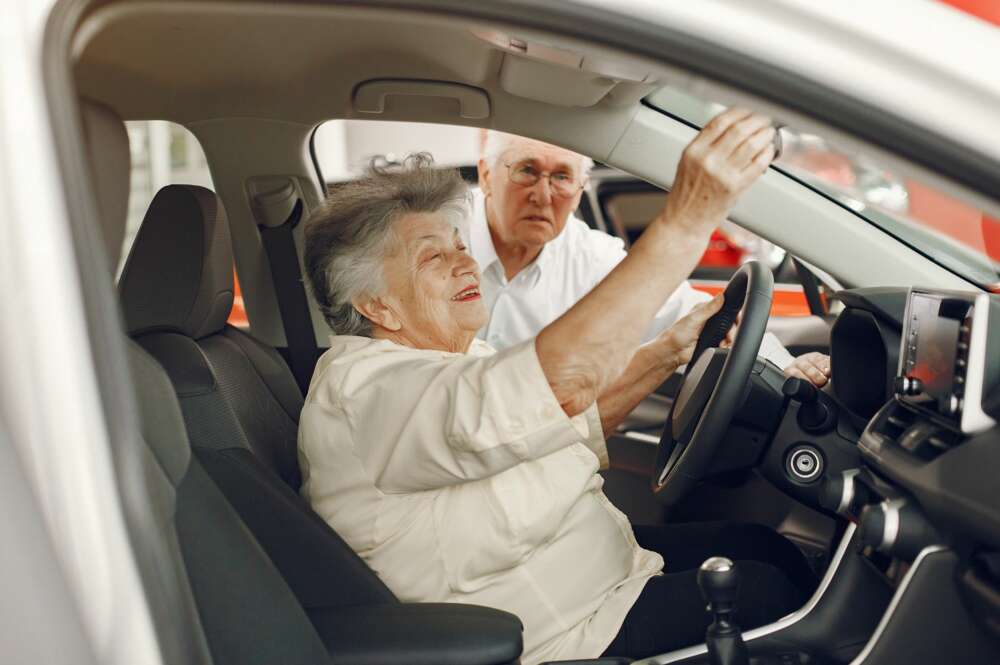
[
  {"xmin": 880, "ymin": 401, "xmax": 964, "ymax": 461},
  {"xmin": 882, "ymin": 405, "xmax": 918, "ymax": 441}
]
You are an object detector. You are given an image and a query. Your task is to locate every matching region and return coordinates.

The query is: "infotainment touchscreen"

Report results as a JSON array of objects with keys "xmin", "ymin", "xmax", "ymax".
[{"xmin": 899, "ymin": 291, "xmax": 974, "ymax": 419}]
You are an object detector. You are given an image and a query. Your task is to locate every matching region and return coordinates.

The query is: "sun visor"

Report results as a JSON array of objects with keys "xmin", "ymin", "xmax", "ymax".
[
  {"xmin": 498, "ymin": 56, "xmax": 617, "ymax": 107},
  {"xmin": 474, "ymin": 28, "xmax": 655, "ymax": 107}
]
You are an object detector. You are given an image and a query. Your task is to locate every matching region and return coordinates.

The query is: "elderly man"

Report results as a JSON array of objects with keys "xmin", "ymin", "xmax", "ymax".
[
  {"xmin": 472, "ymin": 129, "xmax": 832, "ymax": 387},
  {"xmin": 299, "ymin": 110, "xmax": 815, "ymax": 664}
]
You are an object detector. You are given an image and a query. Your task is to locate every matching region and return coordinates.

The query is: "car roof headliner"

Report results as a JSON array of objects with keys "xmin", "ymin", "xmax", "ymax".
[
  {"xmin": 73, "ymin": 3, "xmax": 651, "ymax": 127},
  {"xmin": 71, "ymin": 1, "xmax": 1000, "ymax": 236}
]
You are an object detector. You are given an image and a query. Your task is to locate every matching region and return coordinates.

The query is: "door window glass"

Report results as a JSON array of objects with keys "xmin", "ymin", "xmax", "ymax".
[{"xmin": 313, "ymin": 119, "xmax": 813, "ymax": 317}]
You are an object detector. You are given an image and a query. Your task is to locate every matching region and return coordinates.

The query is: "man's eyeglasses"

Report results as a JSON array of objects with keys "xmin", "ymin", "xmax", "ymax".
[{"xmin": 504, "ymin": 161, "xmax": 584, "ymax": 197}]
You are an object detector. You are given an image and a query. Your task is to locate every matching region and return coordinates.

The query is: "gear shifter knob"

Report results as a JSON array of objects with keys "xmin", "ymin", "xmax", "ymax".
[
  {"xmin": 698, "ymin": 557, "xmax": 749, "ymax": 665},
  {"xmin": 698, "ymin": 556, "xmax": 739, "ymax": 608}
]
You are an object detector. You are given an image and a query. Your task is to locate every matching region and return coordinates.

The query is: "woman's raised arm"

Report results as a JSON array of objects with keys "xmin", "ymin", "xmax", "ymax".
[{"xmin": 535, "ymin": 109, "xmax": 775, "ymax": 416}]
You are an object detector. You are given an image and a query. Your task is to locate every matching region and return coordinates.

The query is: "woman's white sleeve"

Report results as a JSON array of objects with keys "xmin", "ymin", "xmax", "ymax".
[{"xmin": 344, "ymin": 340, "xmax": 603, "ymax": 492}]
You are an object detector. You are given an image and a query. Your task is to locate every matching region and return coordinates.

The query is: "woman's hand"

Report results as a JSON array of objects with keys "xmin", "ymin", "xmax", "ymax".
[
  {"xmin": 656, "ymin": 294, "xmax": 726, "ymax": 370},
  {"xmin": 537, "ymin": 109, "xmax": 774, "ymax": 417},
  {"xmin": 659, "ymin": 109, "xmax": 776, "ymax": 238}
]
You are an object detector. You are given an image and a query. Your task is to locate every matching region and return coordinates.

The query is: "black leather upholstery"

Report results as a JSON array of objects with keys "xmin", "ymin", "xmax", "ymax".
[
  {"xmin": 175, "ymin": 458, "xmax": 333, "ymax": 665},
  {"xmin": 134, "ymin": 327, "xmax": 304, "ymax": 489},
  {"xmin": 195, "ymin": 445, "xmax": 395, "ymax": 610},
  {"xmin": 121, "ymin": 185, "xmax": 303, "ymax": 489},
  {"xmin": 125, "ymin": 341, "xmax": 215, "ymax": 665},
  {"xmin": 120, "ymin": 184, "xmax": 525, "ymax": 664},
  {"xmin": 311, "ymin": 603, "xmax": 523, "ymax": 665},
  {"xmin": 120, "ymin": 185, "xmax": 234, "ymax": 339},
  {"xmin": 128, "ymin": 338, "xmax": 336, "ymax": 665}
]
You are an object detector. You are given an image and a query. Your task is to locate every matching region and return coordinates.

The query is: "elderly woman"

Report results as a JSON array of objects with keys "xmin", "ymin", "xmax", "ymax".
[{"xmin": 299, "ymin": 110, "xmax": 815, "ymax": 664}]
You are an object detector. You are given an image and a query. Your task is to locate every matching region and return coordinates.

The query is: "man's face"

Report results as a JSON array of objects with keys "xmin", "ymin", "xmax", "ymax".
[{"xmin": 479, "ymin": 138, "xmax": 586, "ymax": 249}]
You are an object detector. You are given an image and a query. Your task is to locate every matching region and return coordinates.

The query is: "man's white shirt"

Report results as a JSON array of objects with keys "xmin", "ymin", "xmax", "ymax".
[{"xmin": 467, "ymin": 189, "xmax": 794, "ymax": 368}]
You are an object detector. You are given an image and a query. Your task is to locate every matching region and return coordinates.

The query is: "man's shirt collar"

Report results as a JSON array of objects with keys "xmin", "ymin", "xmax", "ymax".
[{"xmin": 469, "ymin": 189, "xmax": 560, "ymax": 288}]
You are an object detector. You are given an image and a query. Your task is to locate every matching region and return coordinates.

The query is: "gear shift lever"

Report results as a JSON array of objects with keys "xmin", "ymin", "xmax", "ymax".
[{"xmin": 698, "ymin": 557, "xmax": 749, "ymax": 665}]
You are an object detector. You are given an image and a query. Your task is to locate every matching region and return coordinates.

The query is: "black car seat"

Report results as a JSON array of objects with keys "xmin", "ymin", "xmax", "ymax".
[
  {"xmin": 116, "ymin": 184, "xmax": 526, "ymax": 664},
  {"xmin": 117, "ymin": 184, "xmax": 400, "ymax": 610},
  {"xmin": 119, "ymin": 184, "xmax": 304, "ymax": 488},
  {"xmin": 83, "ymin": 97, "xmax": 334, "ymax": 665},
  {"xmin": 80, "ymin": 96, "xmax": 525, "ymax": 664},
  {"xmin": 81, "ymin": 99, "xmax": 213, "ymax": 665}
]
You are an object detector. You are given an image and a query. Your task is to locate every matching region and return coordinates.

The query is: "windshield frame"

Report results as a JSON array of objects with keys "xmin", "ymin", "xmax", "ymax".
[{"xmin": 643, "ymin": 93, "xmax": 999, "ymax": 292}]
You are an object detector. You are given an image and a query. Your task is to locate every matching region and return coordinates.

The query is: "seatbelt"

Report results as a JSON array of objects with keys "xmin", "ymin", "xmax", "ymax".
[
  {"xmin": 257, "ymin": 199, "xmax": 319, "ymax": 395},
  {"xmin": 792, "ymin": 257, "xmax": 828, "ymax": 316}
]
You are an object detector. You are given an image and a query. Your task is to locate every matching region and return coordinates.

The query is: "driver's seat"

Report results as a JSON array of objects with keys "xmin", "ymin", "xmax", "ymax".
[
  {"xmin": 119, "ymin": 185, "xmax": 521, "ymax": 664},
  {"xmin": 104, "ymin": 161, "xmax": 523, "ymax": 661}
]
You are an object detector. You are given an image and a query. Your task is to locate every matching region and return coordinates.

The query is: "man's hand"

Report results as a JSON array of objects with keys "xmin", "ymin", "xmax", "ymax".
[
  {"xmin": 659, "ymin": 108, "xmax": 776, "ymax": 238},
  {"xmin": 784, "ymin": 352, "xmax": 831, "ymax": 387}
]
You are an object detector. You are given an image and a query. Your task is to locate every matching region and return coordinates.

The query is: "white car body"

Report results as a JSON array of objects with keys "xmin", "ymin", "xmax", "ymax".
[{"xmin": 2, "ymin": 1, "xmax": 999, "ymax": 664}]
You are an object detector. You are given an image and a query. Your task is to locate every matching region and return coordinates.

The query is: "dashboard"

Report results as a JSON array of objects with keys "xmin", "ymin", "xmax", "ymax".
[
  {"xmin": 823, "ymin": 287, "xmax": 1000, "ymax": 549},
  {"xmin": 897, "ymin": 289, "xmax": 997, "ymax": 433},
  {"xmin": 796, "ymin": 286, "xmax": 1000, "ymax": 660}
]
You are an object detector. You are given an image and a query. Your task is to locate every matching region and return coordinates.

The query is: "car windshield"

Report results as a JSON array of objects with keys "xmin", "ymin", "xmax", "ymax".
[{"xmin": 647, "ymin": 87, "xmax": 1000, "ymax": 290}]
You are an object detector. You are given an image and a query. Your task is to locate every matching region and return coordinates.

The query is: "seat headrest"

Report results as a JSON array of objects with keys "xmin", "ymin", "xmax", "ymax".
[
  {"xmin": 80, "ymin": 98, "xmax": 131, "ymax": 272},
  {"xmin": 119, "ymin": 185, "xmax": 235, "ymax": 339}
]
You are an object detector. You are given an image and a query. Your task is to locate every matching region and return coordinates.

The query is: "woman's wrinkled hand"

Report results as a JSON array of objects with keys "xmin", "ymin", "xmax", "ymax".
[
  {"xmin": 659, "ymin": 108, "xmax": 776, "ymax": 238},
  {"xmin": 657, "ymin": 294, "xmax": 726, "ymax": 369}
]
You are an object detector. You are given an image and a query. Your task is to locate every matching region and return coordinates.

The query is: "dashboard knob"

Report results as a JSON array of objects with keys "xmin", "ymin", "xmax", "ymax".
[
  {"xmin": 819, "ymin": 469, "xmax": 863, "ymax": 516},
  {"xmin": 894, "ymin": 376, "xmax": 924, "ymax": 396},
  {"xmin": 858, "ymin": 499, "xmax": 940, "ymax": 558},
  {"xmin": 858, "ymin": 502, "xmax": 890, "ymax": 550}
]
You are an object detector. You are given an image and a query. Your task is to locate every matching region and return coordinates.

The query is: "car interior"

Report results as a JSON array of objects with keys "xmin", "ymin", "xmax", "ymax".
[{"xmin": 37, "ymin": 1, "xmax": 1000, "ymax": 664}]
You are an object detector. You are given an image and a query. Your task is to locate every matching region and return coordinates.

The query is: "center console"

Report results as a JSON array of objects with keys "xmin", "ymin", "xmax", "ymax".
[
  {"xmin": 634, "ymin": 287, "xmax": 1000, "ymax": 665},
  {"xmin": 632, "ymin": 522, "xmax": 888, "ymax": 664}
]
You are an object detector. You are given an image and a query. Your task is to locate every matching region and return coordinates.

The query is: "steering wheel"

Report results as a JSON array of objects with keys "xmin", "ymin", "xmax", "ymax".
[{"xmin": 651, "ymin": 261, "xmax": 774, "ymax": 505}]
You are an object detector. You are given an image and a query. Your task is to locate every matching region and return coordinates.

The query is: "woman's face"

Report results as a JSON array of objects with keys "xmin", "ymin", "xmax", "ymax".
[{"xmin": 371, "ymin": 211, "xmax": 487, "ymax": 352}]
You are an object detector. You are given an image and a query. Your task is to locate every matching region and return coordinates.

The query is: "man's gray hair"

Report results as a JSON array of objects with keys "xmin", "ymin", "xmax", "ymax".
[
  {"xmin": 304, "ymin": 153, "xmax": 471, "ymax": 337},
  {"xmin": 482, "ymin": 130, "xmax": 594, "ymax": 176}
]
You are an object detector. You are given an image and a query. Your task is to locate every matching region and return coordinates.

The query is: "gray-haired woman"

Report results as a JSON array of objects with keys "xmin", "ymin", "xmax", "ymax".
[{"xmin": 298, "ymin": 110, "xmax": 814, "ymax": 664}]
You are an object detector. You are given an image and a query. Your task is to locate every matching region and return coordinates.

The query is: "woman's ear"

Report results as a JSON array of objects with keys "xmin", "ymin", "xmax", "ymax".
[{"xmin": 353, "ymin": 295, "xmax": 402, "ymax": 332}]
